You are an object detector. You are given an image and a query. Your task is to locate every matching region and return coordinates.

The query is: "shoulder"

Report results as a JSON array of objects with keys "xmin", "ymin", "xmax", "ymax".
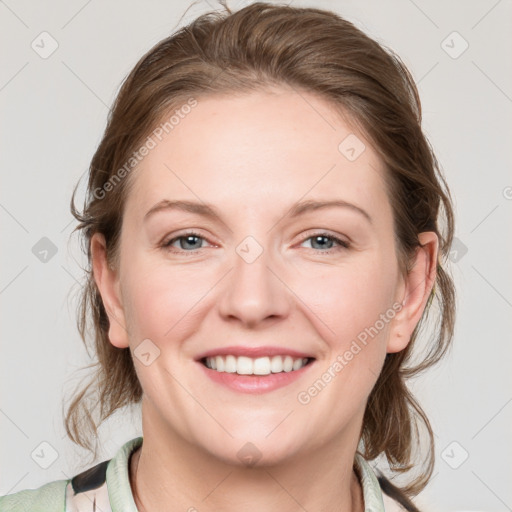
[
  {"xmin": 354, "ymin": 453, "xmax": 421, "ymax": 512},
  {"xmin": 0, "ymin": 479, "xmax": 69, "ymax": 512},
  {"xmin": 0, "ymin": 459, "xmax": 112, "ymax": 512},
  {"xmin": 0, "ymin": 437, "xmax": 142, "ymax": 512},
  {"xmin": 378, "ymin": 475, "xmax": 421, "ymax": 512},
  {"xmin": 382, "ymin": 491, "xmax": 412, "ymax": 512}
]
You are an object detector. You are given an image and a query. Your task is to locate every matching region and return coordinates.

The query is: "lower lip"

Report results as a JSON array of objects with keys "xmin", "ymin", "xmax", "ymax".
[{"xmin": 197, "ymin": 361, "xmax": 314, "ymax": 394}]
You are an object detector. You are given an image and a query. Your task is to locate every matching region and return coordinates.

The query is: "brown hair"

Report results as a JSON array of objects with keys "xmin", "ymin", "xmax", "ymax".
[{"xmin": 65, "ymin": 0, "xmax": 455, "ymax": 498}]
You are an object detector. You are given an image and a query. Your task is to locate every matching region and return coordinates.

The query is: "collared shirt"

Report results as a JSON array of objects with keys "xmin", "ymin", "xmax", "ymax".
[{"xmin": 0, "ymin": 437, "xmax": 407, "ymax": 511}]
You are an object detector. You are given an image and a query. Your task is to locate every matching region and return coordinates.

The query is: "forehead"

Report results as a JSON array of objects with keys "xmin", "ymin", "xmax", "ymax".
[{"xmin": 125, "ymin": 88, "xmax": 390, "ymax": 221}]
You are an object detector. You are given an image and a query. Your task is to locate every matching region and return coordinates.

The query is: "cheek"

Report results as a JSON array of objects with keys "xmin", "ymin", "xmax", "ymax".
[
  {"xmin": 293, "ymin": 258, "xmax": 397, "ymax": 430},
  {"xmin": 121, "ymin": 257, "xmax": 213, "ymax": 343},
  {"xmin": 294, "ymin": 254, "xmax": 399, "ymax": 349}
]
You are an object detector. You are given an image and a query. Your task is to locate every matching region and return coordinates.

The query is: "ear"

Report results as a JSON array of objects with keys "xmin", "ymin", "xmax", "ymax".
[
  {"xmin": 90, "ymin": 232, "xmax": 130, "ymax": 349},
  {"xmin": 387, "ymin": 232, "xmax": 438, "ymax": 354}
]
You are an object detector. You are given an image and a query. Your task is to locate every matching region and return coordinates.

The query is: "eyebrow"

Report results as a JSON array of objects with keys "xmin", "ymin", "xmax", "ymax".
[{"xmin": 143, "ymin": 198, "xmax": 372, "ymax": 224}]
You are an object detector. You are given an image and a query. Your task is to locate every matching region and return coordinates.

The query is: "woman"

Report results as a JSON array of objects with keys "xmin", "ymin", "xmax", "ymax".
[{"xmin": 0, "ymin": 1, "xmax": 455, "ymax": 511}]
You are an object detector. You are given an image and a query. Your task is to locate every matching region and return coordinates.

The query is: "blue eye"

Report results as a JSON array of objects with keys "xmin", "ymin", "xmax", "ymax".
[
  {"xmin": 162, "ymin": 231, "xmax": 349, "ymax": 255},
  {"xmin": 300, "ymin": 233, "xmax": 350, "ymax": 253},
  {"xmin": 163, "ymin": 232, "xmax": 207, "ymax": 253}
]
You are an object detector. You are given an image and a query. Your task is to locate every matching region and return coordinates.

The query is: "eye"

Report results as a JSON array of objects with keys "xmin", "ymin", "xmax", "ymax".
[
  {"xmin": 162, "ymin": 231, "xmax": 210, "ymax": 253},
  {"xmin": 299, "ymin": 232, "xmax": 350, "ymax": 254},
  {"xmin": 161, "ymin": 231, "xmax": 350, "ymax": 255}
]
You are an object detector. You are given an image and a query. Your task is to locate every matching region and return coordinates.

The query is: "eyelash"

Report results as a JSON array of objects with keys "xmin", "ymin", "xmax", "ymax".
[{"xmin": 162, "ymin": 231, "xmax": 350, "ymax": 255}]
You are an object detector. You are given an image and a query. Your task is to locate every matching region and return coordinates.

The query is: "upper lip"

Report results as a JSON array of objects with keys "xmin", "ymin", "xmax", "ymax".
[{"xmin": 196, "ymin": 346, "xmax": 315, "ymax": 361}]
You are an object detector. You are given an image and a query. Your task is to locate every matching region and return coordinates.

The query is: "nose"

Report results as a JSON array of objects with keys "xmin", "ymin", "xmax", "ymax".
[{"xmin": 217, "ymin": 240, "xmax": 291, "ymax": 328}]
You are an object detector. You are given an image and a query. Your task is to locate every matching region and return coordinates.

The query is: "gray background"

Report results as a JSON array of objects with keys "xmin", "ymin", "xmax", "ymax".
[{"xmin": 1, "ymin": 0, "xmax": 511, "ymax": 510}]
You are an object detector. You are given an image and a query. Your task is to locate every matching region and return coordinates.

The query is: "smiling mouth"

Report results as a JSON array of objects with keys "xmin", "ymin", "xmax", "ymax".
[{"xmin": 201, "ymin": 355, "xmax": 315, "ymax": 375}]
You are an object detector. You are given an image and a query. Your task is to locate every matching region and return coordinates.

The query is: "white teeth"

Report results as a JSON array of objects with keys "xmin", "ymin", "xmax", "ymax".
[
  {"xmin": 292, "ymin": 357, "xmax": 304, "ymax": 371},
  {"xmin": 270, "ymin": 355, "xmax": 283, "ymax": 373},
  {"xmin": 237, "ymin": 356, "xmax": 253, "ymax": 375},
  {"xmin": 204, "ymin": 355, "xmax": 310, "ymax": 375},
  {"xmin": 253, "ymin": 357, "xmax": 271, "ymax": 375},
  {"xmin": 224, "ymin": 355, "xmax": 237, "ymax": 373}
]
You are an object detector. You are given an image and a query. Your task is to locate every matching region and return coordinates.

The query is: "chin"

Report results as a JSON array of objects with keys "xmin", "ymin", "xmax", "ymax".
[{"xmin": 201, "ymin": 434, "xmax": 302, "ymax": 469}]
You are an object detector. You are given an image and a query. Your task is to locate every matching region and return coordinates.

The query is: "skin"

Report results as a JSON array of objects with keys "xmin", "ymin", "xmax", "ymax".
[{"xmin": 91, "ymin": 86, "xmax": 438, "ymax": 512}]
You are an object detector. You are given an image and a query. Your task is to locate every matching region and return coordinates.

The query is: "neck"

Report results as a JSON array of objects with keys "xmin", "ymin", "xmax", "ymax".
[{"xmin": 130, "ymin": 402, "xmax": 365, "ymax": 512}]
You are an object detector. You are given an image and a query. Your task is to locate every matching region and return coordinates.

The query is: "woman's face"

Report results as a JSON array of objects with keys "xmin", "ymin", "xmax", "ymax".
[{"xmin": 94, "ymin": 87, "xmax": 430, "ymax": 466}]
